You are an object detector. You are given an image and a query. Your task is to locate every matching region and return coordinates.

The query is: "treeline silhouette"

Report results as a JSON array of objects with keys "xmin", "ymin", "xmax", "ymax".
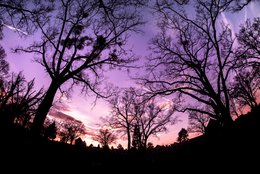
[{"xmin": 0, "ymin": 105, "xmax": 259, "ymax": 172}]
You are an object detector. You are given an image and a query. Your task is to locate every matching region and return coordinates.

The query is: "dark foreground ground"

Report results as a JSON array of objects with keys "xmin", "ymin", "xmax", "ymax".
[{"xmin": 0, "ymin": 106, "xmax": 259, "ymax": 173}]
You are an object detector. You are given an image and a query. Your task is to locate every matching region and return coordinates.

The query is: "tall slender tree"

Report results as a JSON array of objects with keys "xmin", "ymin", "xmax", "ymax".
[
  {"xmin": 136, "ymin": 101, "xmax": 176, "ymax": 149},
  {"xmin": 105, "ymin": 88, "xmax": 142, "ymax": 151}
]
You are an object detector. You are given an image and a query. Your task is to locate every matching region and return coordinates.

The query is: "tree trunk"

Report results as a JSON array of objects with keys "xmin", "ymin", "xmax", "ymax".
[
  {"xmin": 127, "ymin": 127, "xmax": 131, "ymax": 151},
  {"xmin": 31, "ymin": 81, "xmax": 59, "ymax": 135},
  {"xmin": 221, "ymin": 108, "xmax": 234, "ymax": 128},
  {"xmin": 143, "ymin": 138, "xmax": 148, "ymax": 151}
]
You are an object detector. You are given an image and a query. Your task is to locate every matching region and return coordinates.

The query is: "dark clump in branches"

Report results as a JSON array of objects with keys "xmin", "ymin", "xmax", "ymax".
[
  {"xmin": 14, "ymin": 0, "xmax": 147, "ymax": 135},
  {"xmin": 140, "ymin": 0, "xmax": 252, "ymax": 130}
]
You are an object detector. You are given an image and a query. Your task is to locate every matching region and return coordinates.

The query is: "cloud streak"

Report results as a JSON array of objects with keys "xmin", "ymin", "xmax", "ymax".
[
  {"xmin": 220, "ymin": 12, "xmax": 235, "ymax": 39},
  {"xmin": 2, "ymin": 23, "xmax": 28, "ymax": 35},
  {"xmin": 48, "ymin": 109, "xmax": 82, "ymax": 123}
]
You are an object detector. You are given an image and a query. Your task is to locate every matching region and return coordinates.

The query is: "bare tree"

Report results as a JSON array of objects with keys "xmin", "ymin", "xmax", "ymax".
[
  {"xmin": 187, "ymin": 110, "xmax": 210, "ymax": 134},
  {"xmin": 236, "ymin": 17, "xmax": 260, "ymax": 69},
  {"xmin": 15, "ymin": 0, "xmax": 146, "ymax": 135},
  {"xmin": 92, "ymin": 128, "xmax": 117, "ymax": 148},
  {"xmin": 141, "ymin": 0, "xmax": 240, "ymax": 128},
  {"xmin": 0, "ymin": 23, "xmax": 9, "ymax": 86},
  {"xmin": 106, "ymin": 87, "xmax": 176, "ymax": 150},
  {"xmin": 0, "ymin": 1, "xmax": 53, "ymax": 92},
  {"xmin": 172, "ymin": 0, "xmax": 255, "ymax": 10},
  {"xmin": 228, "ymin": 18, "xmax": 260, "ymax": 114},
  {"xmin": 59, "ymin": 119, "xmax": 86, "ymax": 144},
  {"xmin": 0, "ymin": 46, "xmax": 9, "ymax": 80},
  {"xmin": 229, "ymin": 69, "xmax": 259, "ymax": 110},
  {"xmin": 0, "ymin": 73, "xmax": 43, "ymax": 127},
  {"xmin": 132, "ymin": 123, "xmax": 142, "ymax": 150},
  {"xmin": 0, "ymin": 0, "xmax": 53, "ymax": 35},
  {"xmin": 1, "ymin": 31, "xmax": 43, "ymax": 129},
  {"xmin": 0, "ymin": 46, "xmax": 9, "ymax": 108},
  {"xmin": 228, "ymin": 17, "xmax": 260, "ymax": 115},
  {"xmin": 105, "ymin": 88, "xmax": 142, "ymax": 150},
  {"xmin": 229, "ymin": 0, "xmax": 254, "ymax": 12},
  {"xmin": 136, "ymin": 100, "xmax": 176, "ymax": 149}
]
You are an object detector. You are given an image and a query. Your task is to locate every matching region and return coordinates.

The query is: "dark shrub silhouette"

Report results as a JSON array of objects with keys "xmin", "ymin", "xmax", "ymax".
[
  {"xmin": 44, "ymin": 121, "xmax": 57, "ymax": 140},
  {"xmin": 177, "ymin": 128, "xmax": 188, "ymax": 143}
]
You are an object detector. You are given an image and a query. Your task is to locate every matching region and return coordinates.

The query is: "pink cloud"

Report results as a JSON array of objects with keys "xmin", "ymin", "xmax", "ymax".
[{"xmin": 48, "ymin": 109, "xmax": 82, "ymax": 123}]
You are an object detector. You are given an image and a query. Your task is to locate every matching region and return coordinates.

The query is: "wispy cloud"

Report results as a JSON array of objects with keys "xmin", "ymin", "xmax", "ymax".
[
  {"xmin": 52, "ymin": 102, "xmax": 71, "ymax": 112},
  {"xmin": 48, "ymin": 109, "xmax": 81, "ymax": 123},
  {"xmin": 2, "ymin": 23, "xmax": 28, "ymax": 35},
  {"xmin": 220, "ymin": 12, "xmax": 235, "ymax": 39},
  {"xmin": 49, "ymin": 99, "xmax": 100, "ymax": 138}
]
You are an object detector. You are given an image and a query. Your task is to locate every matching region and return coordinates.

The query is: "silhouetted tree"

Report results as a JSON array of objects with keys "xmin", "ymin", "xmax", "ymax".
[
  {"xmin": 172, "ymin": 0, "xmax": 255, "ymax": 12},
  {"xmin": 187, "ymin": 110, "xmax": 210, "ymax": 134},
  {"xmin": 147, "ymin": 142, "xmax": 154, "ymax": 150},
  {"xmin": 0, "ymin": 73, "xmax": 43, "ymax": 127},
  {"xmin": 106, "ymin": 87, "xmax": 176, "ymax": 150},
  {"xmin": 136, "ymin": 101, "xmax": 176, "ymax": 150},
  {"xmin": 0, "ymin": 0, "xmax": 53, "ymax": 35},
  {"xmin": 0, "ymin": 2, "xmax": 50, "ymax": 127},
  {"xmin": 0, "ymin": 1, "xmax": 47, "ymax": 129},
  {"xmin": 44, "ymin": 121, "xmax": 57, "ymax": 140},
  {"xmin": 0, "ymin": 26, "xmax": 9, "ymax": 91},
  {"xmin": 75, "ymin": 137, "xmax": 86, "ymax": 149},
  {"xmin": 0, "ymin": 46, "xmax": 9, "ymax": 80},
  {"xmin": 14, "ymin": 0, "xmax": 147, "ymax": 136},
  {"xmin": 92, "ymin": 128, "xmax": 117, "ymax": 149},
  {"xmin": 236, "ymin": 17, "xmax": 260, "ymax": 68},
  {"xmin": 229, "ymin": 17, "xmax": 260, "ymax": 113},
  {"xmin": 229, "ymin": 69, "xmax": 259, "ymax": 111},
  {"xmin": 106, "ymin": 88, "xmax": 141, "ymax": 150},
  {"xmin": 229, "ymin": 0, "xmax": 254, "ymax": 12},
  {"xmin": 141, "ymin": 0, "xmax": 241, "ymax": 128},
  {"xmin": 59, "ymin": 120, "xmax": 86, "ymax": 144},
  {"xmin": 177, "ymin": 128, "xmax": 188, "ymax": 143},
  {"xmin": 132, "ymin": 124, "xmax": 141, "ymax": 150},
  {"xmin": 117, "ymin": 144, "xmax": 124, "ymax": 150}
]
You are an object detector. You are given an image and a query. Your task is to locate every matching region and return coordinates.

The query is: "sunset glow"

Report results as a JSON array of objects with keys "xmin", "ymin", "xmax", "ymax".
[{"xmin": 1, "ymin": 0, "xmax": 260, "ymax": 148}]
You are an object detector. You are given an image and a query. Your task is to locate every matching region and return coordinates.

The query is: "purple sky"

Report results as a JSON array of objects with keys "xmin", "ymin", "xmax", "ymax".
[{"xmin": 2, "ymin": 1, "xmax": 260, "ymax": 147}]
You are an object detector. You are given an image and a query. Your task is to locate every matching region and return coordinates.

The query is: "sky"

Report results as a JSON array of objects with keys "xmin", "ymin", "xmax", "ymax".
[{"xmin": 1, "ymin": 1, "xmax": 260, "ymax": 148}]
